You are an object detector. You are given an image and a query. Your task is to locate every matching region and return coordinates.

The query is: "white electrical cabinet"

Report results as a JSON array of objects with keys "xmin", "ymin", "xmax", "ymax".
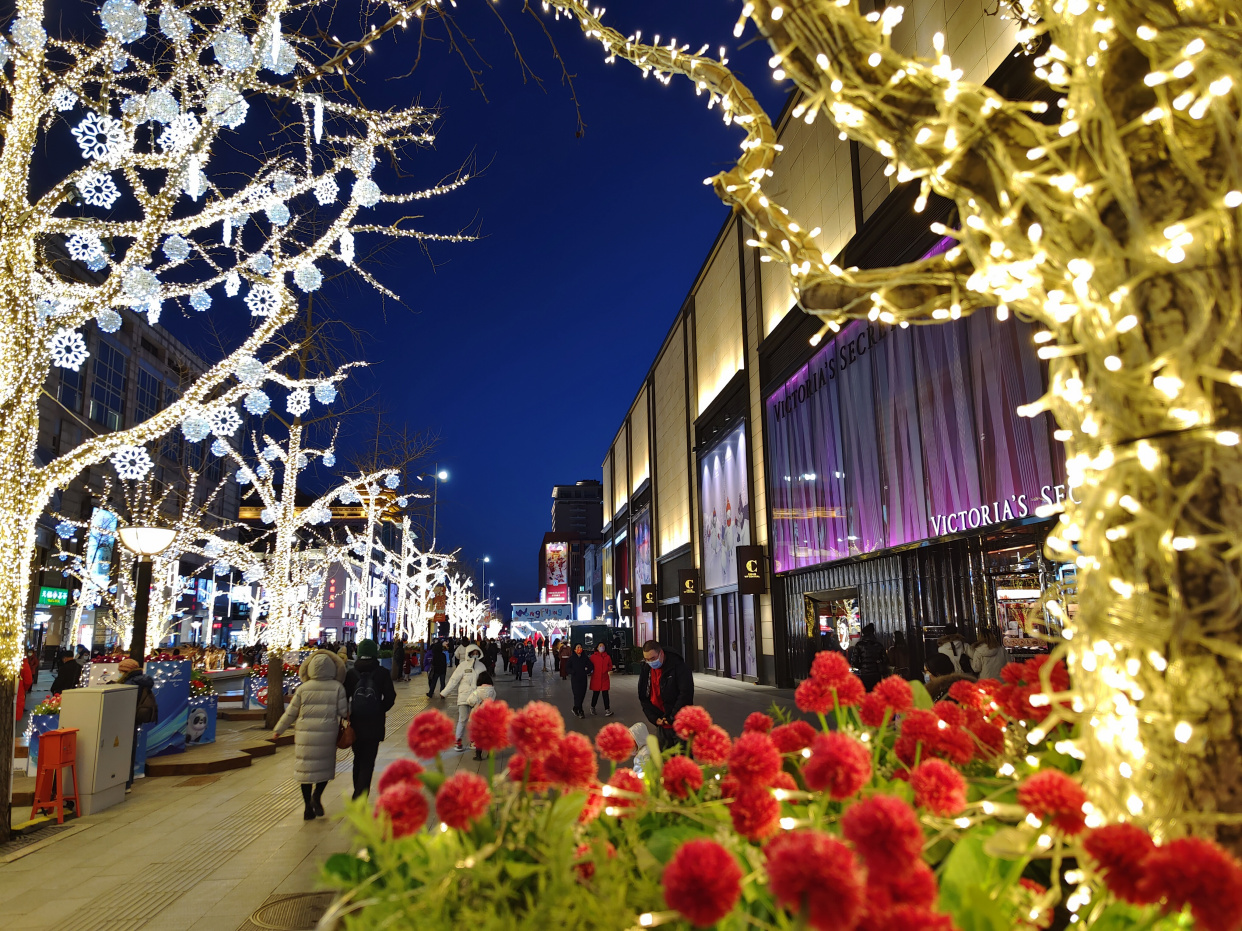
[{"xmin": 59, "ymin": 685, "xmax": 138, "ymax": 816}]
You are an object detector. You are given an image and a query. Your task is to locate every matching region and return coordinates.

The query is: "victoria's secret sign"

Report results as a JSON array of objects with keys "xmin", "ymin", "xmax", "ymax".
[{"xmin": 771, "ymin": 322, "xmax": 891, "ymax": 424}]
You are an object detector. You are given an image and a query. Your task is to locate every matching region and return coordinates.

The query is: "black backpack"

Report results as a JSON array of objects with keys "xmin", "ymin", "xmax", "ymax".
[
  {"xmin": 135, "ymin": 686, "xmax": 159, "ymax": 724},
  {"xmin": 352, "ymin": 671, "xmax": 382, "ymax": 718}
]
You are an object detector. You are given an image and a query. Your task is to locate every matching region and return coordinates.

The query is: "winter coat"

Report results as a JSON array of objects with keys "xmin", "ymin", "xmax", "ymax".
[
  {"xmin": 466, "ymin": 683, "xmax": 496, "ymax": 708},
  {"xmin": 967, "ymin": 643, "xmax": 1007, "ymax": 681},
  {"xmin": 567, "ymin": 650, "xmax": 593, "ymax": 686},
  {"xmin": 638, "ymin": 649, "xmax": 694, "ymax": 728},
  {"xmin": 391, "ymin": 640, "xmax": 405, "ymax": 675},
  {"xmin": 454, "ymin": 643, "xmax": 469, "ymax": 666},
  {"xmin": 938, "ymin": 636, "xmax": 970, "ymax": 675},
  {"xmin": 15, "ymin": 657, "xmax": 32, "ymax": 721},
  {"xmin": 50, "ymin": 658, "xmax": 85, "ymax": 694},
  {"xmin": 116, "ymin": 669, "xmax": 158, "ymax": 725},
  {"xmin": 850, "ymin": 633, "xmax": 889, "ymax": 683},
  {"xmin": 589, "ymin": 651, "xmax": 613, "ymax": 691},
  {"xmin": 275, "ymin": 650, "xmax": 348, "ymax": 784},
  {"xmin": 441, "ymin": 646, "xmax": 485, "ymax": 705},
  {"xmin": 344, "ymin": 657, "xmax": 397, "ymax": 742},
  {"xmin": 431, "ymin": 643, "xmax": 447, "ymax": 672}
]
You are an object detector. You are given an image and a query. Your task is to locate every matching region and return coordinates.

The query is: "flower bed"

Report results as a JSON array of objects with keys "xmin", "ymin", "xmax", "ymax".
[
  {"xmin": 322, "ymin": 654, "xmax": 1242, "ymax": 931},
  {"xmin": 190, "ymin": 669, "xmax": 216, "ymax": 698}
]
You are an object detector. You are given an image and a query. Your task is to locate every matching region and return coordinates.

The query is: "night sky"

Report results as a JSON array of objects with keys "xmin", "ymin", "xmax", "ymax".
[{"xmin": 300, "ymin": 1, "xmax": 790, "ymax": 613}]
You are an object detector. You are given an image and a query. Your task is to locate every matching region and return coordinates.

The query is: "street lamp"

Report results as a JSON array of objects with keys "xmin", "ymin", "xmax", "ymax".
[
  {"xmin": 418, "ymin": 464, "xmax": 449, "ymax": 548},
  {"xmin": 480, "ymin": 556, "xmax": 489, "ymax": 607},
  {"xmin": 117, "ymin": 525, "xmax": 176, "ymax": 662}
]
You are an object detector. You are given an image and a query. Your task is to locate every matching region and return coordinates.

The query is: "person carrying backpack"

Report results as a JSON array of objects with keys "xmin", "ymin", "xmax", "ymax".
[
  {"xmin": 344, "ymin": 639, "xmax": 397, "ymax": 800},
  {"xmin": 113, "ymin": 657, "xmax": 158, "ymax": 791}
]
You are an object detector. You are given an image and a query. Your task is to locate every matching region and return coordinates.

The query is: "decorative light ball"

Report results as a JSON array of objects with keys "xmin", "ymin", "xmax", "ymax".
[
  {"xmin": 163, "ymin": 234, "xmax": 191, "ymax": 263},
  {"xmin": 351, "ymin": 145, "xmax": 373, "ymax": 174},
  {"xmin": 100, "ymin": 0, "xmax": 146, "ymax": 43},
  {"xmin": 55, "ymin": 520, "xmax": 76, "ymax": 540},
  {"xmin": 313, "ymin": 382, "xmax": 336, "ymax": 404},
  {"xmin": 112, "ymin": 51, "xmax": 127, "ymax": 72},
  {"xmin": 214, "ymin": 30, "xmax": 253, "ymax": 71},
  {"xmin": 224, "ymin": 270, "xmax": 240, "ymax": 297},
  {"xmin": 314, "ymin": 176, "xmax": 337, "ymax": 205},
  {"xmin": 266, "ymin": 202, "xmax": 290, "ymax": 226},
  {"xmin": 159, "ymin": 5, "xmax": 191, "ymax": 41},
  {"xmin": 296, "ymin": 453, "xmax": 308, "ymax": 469},
  {"xmin": 144, "ymin": 88, "xmax": 178, "ymax": 124},
  {"xmin": 110, "ymin": 445, "xmax": 153, "ymax": 480},
  {"xmin": 210, "ymin": 439, "xmax": 229, "ymax": 457},
  {"xmin": 294, "ymin": 263, "xmax": 322, "ymax": 292},
  {"xmin": 351, "ymin": 540, "xmax": 366, "ymax": 555},
  {"xmin": 250, "ymin": 253, "xmax": 273, "ymax": 274},
  {"xmin": 95, "ymin": 309, "xmax": 122, "ymax": 333},
  {"xmin": 0, "ymin": 37, "xmax": 11, "ymax": 67},
  {"xmin": 11, "ymin": 17, "xmax": 47, "ymax": 51},
  {"xmin": 353, "ymin": 178, "xmax": 381, "ymax": 208},
  {"xmin": 236, "ymin": 469, "xmax": 252, "ymax": 486},
  {"xmin": 243, "ymin": 389, "xmax": 270, "ymax": 415},
  {"xmin": 122, "ymin": 266, "xmax": 159, "ymax": 301},
  {"xmin": 213, "ymin": 562, "xmax": 231, "ymax": 576},
  {"xmin": 208, "ymin": 406, "xmax": 242, "ymax": 437},
  {"xmin": 261, "ymin": 38, "xmax": 296, "ymax": 75},
  {"xmin": 260, "ymin": 508, "xmax": 275, "ymax": 525},
  {"xmin": 85, "ymin": 253, "xmax": 107, "ymax": 272},
  {"xmin": 243, "ymin": 566, "xmax": 264, "ymax": 583},
  {"xmin": 339, "ymin": 487, "xmax": 361, "ymax": 505},
  {"xmin": 322, "ymin": 452, "xmax": 336, "ymax": 468},
  {"xmin": 205, "ymin": 86, "xmax": 247, "ymax": 129},
  {"xmin": 256, "ymin": 463, "xmax": 271, "ymax": 479},
  {"xmin": 235, "ymin": 355, "xmax": 265, "ymax": 385},
  {"xmin": 261, "ymin": 445, "xmax": 280, "ymax": 461},
  {"xmin": 182, "ymin": 415, "xmax": 211, "ymax": 443},
  {"xmin": 385, "ymin": 474, "xmax": 399, "ymax": 489},
  {"xmin": 287, "ymin": 388, "xmax": 311, "ymax": 417},
  {"xmin": 78, "ymin": 170, "xmax": 120, "ymax": 208},
  {"xmin": 50, "ymin": 328, "xmax": 89, "ymax": 371},
  {"xmin": 190, "ymin": 289, "xmax": 211, "ymax": 311},
  {"xmin": 397, "ymin": 496, "xmax": 408, "ymax": 508}
]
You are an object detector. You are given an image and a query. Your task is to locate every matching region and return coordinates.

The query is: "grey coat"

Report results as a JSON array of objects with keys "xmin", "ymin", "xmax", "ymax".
[{"xmin": 275, "ymin": 650, "xmax": 348, "ymax": 784}]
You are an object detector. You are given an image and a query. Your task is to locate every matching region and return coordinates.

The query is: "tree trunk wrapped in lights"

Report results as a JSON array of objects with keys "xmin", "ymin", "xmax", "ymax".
[{"xmin": 549, "ymin": 0, "xmax": 1242, "ymax": 840}]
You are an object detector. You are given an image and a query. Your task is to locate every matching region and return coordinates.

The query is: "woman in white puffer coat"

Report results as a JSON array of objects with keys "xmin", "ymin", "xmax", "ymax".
[
  {"xmin": 441, "ymin": 644, "xmax": 485, "ymax": 752},
  {"xmin": 274, "ymin": 649, "xmax": 348, "ymax": 820}
]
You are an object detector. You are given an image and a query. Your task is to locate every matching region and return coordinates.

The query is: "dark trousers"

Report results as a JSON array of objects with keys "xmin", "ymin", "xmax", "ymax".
[
  {"xmin": 127, "ymin": 725, "xmax": 139, "ymax": 789},
  {"xmin": 591, "ymin": 690, "xmax": 610, "ymax": 711},
  {"xmin": 571, "ymin": 682, "xmax": 588, "ymax": 714},
  {"xmin": 352, "ymin": 738, "xmax": 380, "ymax": 799},
  {"xmin": 427, "ymin": 667, "xmax": 446, "ymax": 697},
  {"xmin": 301, "ymin": 781, "xmax": 327, "ymax": 810},
  {"xmin": 656, "ymin": 726, "xmax": 681, "ymax": 751}
]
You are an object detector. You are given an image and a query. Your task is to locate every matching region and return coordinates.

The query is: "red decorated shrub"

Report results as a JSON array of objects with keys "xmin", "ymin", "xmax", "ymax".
[
  {"xmin": 1083, "ymin": 824, "xmax": 1157, "ymax": 904},
  {"xmin": 508, "ymin": 701, "xmax": 564, "ymax": 760},
  {"xmin": 1018, "ymin": 770, "xmax": 1088, "ymax": 835},
  {"xmin": 595, "ymin": 722, "xmax": 637, "ymax": 762},
  {"xmin": 1137, "ymin": 836, "xmax": 1242, "ymax": 931},
  {"xmin": 910, "ymin": 759, "xmax": 967, "ymax": 816},
  {"xmin": 727, "ymin": 731, "xmax": 782, "ymax": 787},
  {"xmin": 692, "ymin": 725, "xmax": 732, "ymax": 766},
  {"xmin": 766, "ymin": 830, "xmax": 865, "ymax": 930},
  {"xmin": 744, "ymin": 711, "xmax": 774, "ymax": 733},
  {"xmin": 771, "ymin": 720, "xmax": 818, "ymax": 754},
  {"xmin": 729, "ymin": 787, "xmax": 780, "ymax": 841},
  {"xmin": 374, "ymin": 781, "xmax": 429, "ymax": 838},
  {"xmin": 771, "ymin": 770, "xmax": 798, "ymax": 792},
  {"xmin": 841, "ymin": 795, "xmax": 925, "ymax": 874},
  {"xmin": 718, "ymin": 774, "xmax": 741, "ymax": 800},
  {"xmin": 673, "ymin": 705, "xmax": 714, "ymax": 740},
  {"xmin": 467, "ymin": 699, "xmax": 512, "ymax": 752},
  {"xmin": 507, "ymin": 752, "xmax": 550, "ymax": 793},
  {"xmin": 545, "ymin": 732, "xmax": 598, "ymax": 790},
  {"xmin": 662, "ymin": 755, "xmax": 704, "ymax": 799},
  {"xmin": 810, "ymin": 650, "xmax": 852, "ymax": 685},
  {"xmin": 376, "ymin": 758, "xmax": 424, "ymax": 795},
  {"xmin": 435, "ymin": 772, "xmax": 491, "ymax": 829},
  {"xmin": 801, "ymin": 732, "xmax": 871, "ymax": 799},
  {"xmin": 606, "ymin": 767, "xmax": 645, "ymax": 814},
  {"xmin": 871, "ymin": 904, "xmax": 956, "ymax": 931},
  {"xmin": 662, "ymin": 839, "xmax": 743, "ymax": 927},
  {"xmin": 948, "ymin": 677, "xmax": 996, "ymax": 712},
  {"xmin": 407, "ymin": 710, "xmax": 456, "ymax": 759}
]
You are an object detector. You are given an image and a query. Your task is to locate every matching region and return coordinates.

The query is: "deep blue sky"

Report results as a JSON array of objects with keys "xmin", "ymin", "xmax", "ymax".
[{"xmin": 323, "ymin": 1, "xmax": 790, "ymax": 613}]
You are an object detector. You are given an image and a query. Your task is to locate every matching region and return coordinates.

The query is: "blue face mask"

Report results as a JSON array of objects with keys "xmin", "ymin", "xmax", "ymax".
[{"xmin": 648, "ymin": 657, "xmax": 663, "ymax": 669}]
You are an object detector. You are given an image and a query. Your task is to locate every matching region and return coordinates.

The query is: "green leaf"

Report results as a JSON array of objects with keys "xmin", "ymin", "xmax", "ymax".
[
  {"xmin": 952, "ymin": 885, "xmax": 1010, "ymax": 931},
  {"xmin": 983, "ymin": 827, "xmax": 1032, "ymax": 860},
  {"xmin": 322, "ymin": 852, "xmax": 376, "ymax": 885},
  {"xmin": 910, "ymin": 680, "xmax": 934, "ymax": 710},
  {"xmin": 1087, "ymin": 902, "xmax": 1157, "ymax": 931},
  {"xmin": 939, "ymin": 831, "xmax": 1000, "ymax": 924},
  {"xmin": 419, "ymin": 771, "xmax": 446, "ymax": 792},
  {"xmin": 503, "ymin": 861, "xmax": 542, "ymax": 880},
  {"xmin": 645, "ymin": 826, "xmax": 704, "ymax": 864}
]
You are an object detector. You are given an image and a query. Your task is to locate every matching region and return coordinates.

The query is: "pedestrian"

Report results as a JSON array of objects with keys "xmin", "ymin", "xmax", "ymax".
[
  {"xmin": 273, "ymin": 649, "xmax": 348, "ymax": 820},
  {"xmin": 541, "ymin": 640, "xmax": 550, "ymax": 673},
  {"xmin": 925, "ymin": 652, "xmax": 974, "ymax": 702},
  {"xmin": 441, "ymin": 643, "xmax": 485, "ymax": 752},
  {"xmin": 938, "ymin": 625, "xmax": 972, "ymax": 675},
  {"xmin": 567, "ymin": 643, "xmax": 592, "ymax": 719},
  {"xmin": 967, "ymin": 630, "xmax": 1007, "ymax": 681},
  {"xmin": 638, "ymin": 639, "xmax": 694, "ymax": 750},
  {"xmin": 589, "ymin": 642, "xmax": 614, "ymax": 716},
  {"xmin": 514, "ymin": 641, "xmax": 526, "ymax": 682},
  {"xmin": 50, "ymin": 649, "xmax": 83, "ymax": 694},
  {"xmin": 343, "ymin": 639, "xmax": 396, "ymax": 800},
  {"xmin": 454, "ymin": 640, "xmax": 469, "ymax": 668},
  {"xmin": 558, "ymin": 640, "xmax": 572, "ymax": 679},
  {"xmin": 849, "ymin": 623, "xmax": 888, "ymax": 691},
  {"xmin": 465, "ymin": 671, "xmax": 497, "ymax": 760},
  {"xmin": 112, "ymin": 657, "xmax": 158, "ymax": 791},
  {"xmin": 14, "ymin": 653, "xmax": 33, "ymax": 723},
  {"xmin": 426, "ymin": 641, "xmax": 447, "ymax": 698},
  {"xmin": 391, "ymin": 638, "xmax": 406, "ymax": 683},
  {"xmin": 483, "ymin": 639, "xmax": 498, "ymax": 676},
  {"xmin": 887, "ymin": 630, "xmax": 911, "ymax": 679}
]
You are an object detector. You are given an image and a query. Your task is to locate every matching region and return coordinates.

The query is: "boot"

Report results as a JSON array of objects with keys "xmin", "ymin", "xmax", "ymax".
[
  {"xmin": 301, "ymin": 783, "xmax": 316, "ymax": 820},
  {"xmin": 312, "ymin": 782, "xmax": 326, "ymax": 817}
]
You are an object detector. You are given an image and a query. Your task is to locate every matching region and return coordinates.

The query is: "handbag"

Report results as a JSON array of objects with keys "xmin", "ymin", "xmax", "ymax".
[{"xmin": 336, "ymin": 718, "xmax": 355, "ymax": 749}]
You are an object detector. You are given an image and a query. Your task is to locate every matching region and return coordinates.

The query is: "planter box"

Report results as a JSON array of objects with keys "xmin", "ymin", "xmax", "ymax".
[
  {"xmin": 244, "ymin": 675, "xmax": 298, "ymax": 709},
  {"xmin": 26, "ymin": 714, "xmax": 60, "ymax": 772},
  {"xmin": 187, "ymin": 694, "xmax": 218, "ymax": 745}
]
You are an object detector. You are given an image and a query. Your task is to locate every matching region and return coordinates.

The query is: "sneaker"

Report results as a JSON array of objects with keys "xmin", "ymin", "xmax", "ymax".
[
  {"xmin": 605, "ymin": 710, "xmax": 615, "ymax": 716},
  {"xmin": 455, "ymin": 739, "xmax": 464, "ymax": 752},
  {"xmin": 590, "ymin": 707, "xmax": 597, "ymax": 715}
]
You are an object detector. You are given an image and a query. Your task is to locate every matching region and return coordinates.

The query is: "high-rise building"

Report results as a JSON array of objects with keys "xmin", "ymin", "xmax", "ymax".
[{"xmin": 551, "ymin": 480, "xmax": 603, "ymax": 538}]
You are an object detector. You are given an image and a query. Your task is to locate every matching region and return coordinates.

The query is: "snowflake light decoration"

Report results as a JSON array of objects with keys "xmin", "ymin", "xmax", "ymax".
[
  {"xmin": 286, "ymin": 388, "xmax": 310, "ymax": 417},
  {"xmin": 182, "ymin": 415, "xmax": 211, "ymax": 443},
  {"xmin": 77, "ymin": 171, "xmax": 120, "ymax": 208},
  {"xmin": 49, "ymin": 328, "xmax": 89, "ymax": 371},
  {"xmin": 163, "ymin": 234, "xmax": 191, "ymax": 263},
  {"xmin": 208, "ymin": 407, "xmax": 241, "ymax": 437},
  {"xmin": 190, "ymin": 290, "xmax": 211, "ymax": 311},
  {"xmin": 294, "ymin": 263, "xmax": 322, "ymax": 292},
  {"xmin": 72, "ymin": 112, "xmax": 125, "ymax": 161},
  {"xmin": 313, "ymin": 176, "xmax": 337, "ymax": 205},
  {"xmin": 243, "ymin": 389, "xmax": 270, "ymax": 415},
  {"xmin": 110, "ymin": 445, "xmax": 153, "ymax": 480},
  {"xmin": 96, "ymin": 309, "xmax": 122, "ymax": 333},
  {"xmin": 51, "ymin": 87, "xmax": 76, "ymax": 111},
  {"xmin": 245, "ymin": 284, "xmax": 280, "ymax": 317},
  {"xmin": 353, "ymin": 178, "xmax": 381, "ymax": 208},
  {"xmin": 100, "ymin": 0, "xmax": 146, "ymax": 44},
  {"xmin": 55, "ymin": 520, "xmax": 76, "ymax": 540},
  {"xmin": 158, "ymin": 113, "xmax": 200, "ymax": 154},
  {"xmin": 214, "ymin": 30, "xmax": 253, "ymax": 71},
  {"xmin": 313, "ymin": 382, "xmax": 336, "ymax": 405},
  {"xmin": 67, "ymin": 233, "xmax": 105, "ymax": 265},
  {"xmin": 385, "ymin": 474, "xmax": 399, "ymax": 490}
]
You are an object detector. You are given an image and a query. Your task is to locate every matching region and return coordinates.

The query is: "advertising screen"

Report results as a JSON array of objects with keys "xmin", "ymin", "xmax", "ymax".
[{"xmin": 699, "ymin": 425, "xmax": 751, "ymax": 591}]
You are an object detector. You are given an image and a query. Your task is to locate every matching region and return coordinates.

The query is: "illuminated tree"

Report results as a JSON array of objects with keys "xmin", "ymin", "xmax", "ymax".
[{"xmin": 551, "ymin": 0, "xmax": 1242, "ymax": 839}]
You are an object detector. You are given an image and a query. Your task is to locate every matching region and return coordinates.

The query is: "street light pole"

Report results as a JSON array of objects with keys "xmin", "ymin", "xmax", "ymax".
[{"xmin": 117, "ymin": 525, "xmax": 176, "ymax": 663}]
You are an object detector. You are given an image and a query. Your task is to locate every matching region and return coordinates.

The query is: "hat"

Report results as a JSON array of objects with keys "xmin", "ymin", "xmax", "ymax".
[
  {"xmin": 357, "ymin": 639, "xmax": 378, "ymax": 659},
  {"xmin": 118, "ymin": 657, "xmax": 140, "ymax": 674}
]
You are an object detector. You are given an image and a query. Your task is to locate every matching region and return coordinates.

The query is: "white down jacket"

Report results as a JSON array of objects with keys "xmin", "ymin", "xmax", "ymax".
[
  {"xmin": 275, "ymin": 650, "xmax": 348, "ymax": 784},
  {"xmin": 441, "ymin": 645, "xmax": 485, "ymax": 705}
]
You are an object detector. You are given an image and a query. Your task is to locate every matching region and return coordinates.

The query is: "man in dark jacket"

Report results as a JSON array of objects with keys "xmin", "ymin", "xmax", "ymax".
[
  {"xmin": 426, "ymin": 641, "xmax": 447, "ymax": 698},
  {"xmin": 637, "ymin": 640, "xmax": 694, "ymax": 749},
  {"xmin": 113, "ymin": 657, "xmax": 158, "ymax": 790},
  {"xmin": 50, "ymin": 649, "xmax": 84, "ymax": 694},
  {"xmin": 344, "ymin": 639, "xmax": 397, "ymax": 799},
  {"xmin": 391, "ymin": 638, "xmax": 406, "ymax": 683},
  {"xmin": 850, "ymin": 623, "xmax": 889, "ymax": 691}
]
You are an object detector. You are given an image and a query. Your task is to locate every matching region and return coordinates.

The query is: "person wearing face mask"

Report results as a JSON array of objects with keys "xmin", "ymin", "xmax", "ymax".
[
  {"xmin": 638, "ymin": 640, "xmax": 694, "ymax": 749},
  {"xmin": 567, "ymin": 643, "xmax": 593, "ymax": 718},
  {"xmin": 588, "ymin": 642, "xmax": 614, "ymax": 716}
]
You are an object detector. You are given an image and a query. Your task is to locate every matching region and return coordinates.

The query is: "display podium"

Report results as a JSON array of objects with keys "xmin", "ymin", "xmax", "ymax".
[{"xmin": 59, "ymin": 686, "xmax": 138, "ymax": 815}]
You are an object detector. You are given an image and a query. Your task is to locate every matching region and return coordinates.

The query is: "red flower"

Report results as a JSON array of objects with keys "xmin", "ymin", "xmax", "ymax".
[
  {"xmin": 507, "ymin": 752, "xmax": 550, "ymax": 793},
  {"xmin": 948, "ymin": 678, "xmax": 994, "ymax": 711},
  {"xmin": 467, "ymin": 699, "xmax": 512, "ymax": 752},
  {"xmin": 910, "ymin": 759, "xmax": 967, "ymax": 816},
  {"xmin": 841, "ymin": 795, "xmax": 925, "ymax": 874},
  {"xmin": 573, "ymin": 839, "xmax": 617, "ymax": 881},
  {"xmin": 606, "ymin": 767, "xmax": 645, "ymax": 814},
  {"xmin": 376, "ymin": 758, "xmax": 424, "ymax": 795},
  {"xmin": 1138, "ymin": 837, "xmax": 1242, "ymax": 931},
  {"xmin": 692, "ymin": 725, "xmax": 732, "ymax": 766},
  {"xmin": 578, "ymin": 783, "xmax": 606, "ymax": 824},
  {"xmin": 595, "ymin": 722, "xmax": 636, "ymax": 762},
  {"xmin": 859, "ymin": 693, "xmax": 890, "ymax": 727},
  {"xmin": 662, "ymin": 839, "xmax": 743, "ymax": 927},
  {"xmin": 373, "ymin": 781, "xmax": 429, "ymax": 838},
  {"xmin": 871, "ymin": 905, "xmax": 956, "ymax": 931},
  {"xmin": 673, "ymin": 705, "xmax": 714, "ymax": 740},
  {"xmin": 727, "ymin": 731, "xmax": 782, "ymax": 787},
  {"xmin": 766, "ymin": 830, "xmax": 865, "ymax": 930},
  {"xmin": 1083, "ymin": 824, "xmax": 1157, "ymax": 904},
  {"xmin": 744, "ymin": 712, "xmax": 774, "ymax": 733},
  {"xmin": 802, "ymin": 732, "xmax": 871, "ymax": 799},
  {"xmin": 545, "ymin": 732, "xmax": 598, "ymax": 790},
  {"xmin": 933, "ymin": 701, "xmax": 965, "ymax": 728},
  {"xmin": 875, "ymin": 676, "xmax": 914, "ymax": 712},
  {"xmin": 435, "ymin": 772, "xmax": 491, "ymax": 829},
  {"xmin": 810, "ymin": 650, "xmax": 852, "ymax": 685},
  {"xmin": 771, "ymin": 770, "xmax": 798, "ymax": 792},
  {"xmin": 508, "ymin": 701, "xmax": 564, "ymax": 760},
  {"xmin": 729, "ymin": 787, "xmax": 780, "ymax": 841},
  {"xmin": 795, "ymin": 677, "xmax": 835, "ymax": 714},
  {"xmin": 1018, "ymin": 770, "xmax": 1088, "ymax": 835},
  {"xmin": 662, "ymin": 755, "xmax": 704, "ymax": 799},
  {"xmin": 869, "ymin": 860, "xmax": 938, "ymax": 910},
  {"xmin": 833, "ymin": 674, "xmax": 867, "ymax": 708},
  {"xmin": 771, "ymin": 720, "xmax": 818, "ymax": 754},
  {"xmin": 407, "ymin": 710, "xmax": 456, "ymax": 759}
]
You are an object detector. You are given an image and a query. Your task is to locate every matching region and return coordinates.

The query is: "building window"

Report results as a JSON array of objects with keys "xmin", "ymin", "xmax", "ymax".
[
  {"xmin": 135, "ymin": 365, "xmax": 163, "ymax": 422},
  {"xmin": 57, "ymin": 367, "xmax": 82, "ymax": 412},
  {"xmin": 89, "ymin": 340, "xmax": 126, "ymax": 431}
]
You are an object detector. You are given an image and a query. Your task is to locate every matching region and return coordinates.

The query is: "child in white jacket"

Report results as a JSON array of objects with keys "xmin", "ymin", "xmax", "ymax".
[
  {"xmin": 440, "ymin": 644, "xmax": 485, "ymax": 752},
  {"xmin": 465, "ymin": 671, "xmax": 497, "ymax": 760}
]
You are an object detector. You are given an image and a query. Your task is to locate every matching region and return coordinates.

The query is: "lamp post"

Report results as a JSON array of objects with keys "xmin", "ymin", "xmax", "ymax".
[
  {"xmin": 117, "ymin": 525, "xmax": 177, "ymax": 663},
  {"xmin": 419, "ymin": 465, "xmax": 449, "ymax": 548},
  {"xmin": 480, "ymin": 556, "xmax": 489, "ymax": 608}
]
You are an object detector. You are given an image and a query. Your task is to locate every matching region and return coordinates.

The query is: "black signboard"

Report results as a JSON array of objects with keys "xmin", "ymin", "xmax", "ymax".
[
  {"xmin": 677, "ymin": 570, "xmax": 700, "ymax": 605},
  {"xmin": 736, "ymin": 545, "xmax": 767, "ymax": 595},
  {"xmin": 618, "ymin": 590, "xmax": 635, "ymax": 617},
  {"xmin": 640, "ymin": 585, "xmax": 658, "ymax": 611}
]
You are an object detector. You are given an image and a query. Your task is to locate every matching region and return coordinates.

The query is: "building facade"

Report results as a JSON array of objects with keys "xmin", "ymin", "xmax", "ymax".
[
  {"xmin": 599, "ymin": 3, "xmax": 1057, "ymax": 686},
  {"xmin": 551, "ymin": 480, "xmax": 604, "ymax": 538}
]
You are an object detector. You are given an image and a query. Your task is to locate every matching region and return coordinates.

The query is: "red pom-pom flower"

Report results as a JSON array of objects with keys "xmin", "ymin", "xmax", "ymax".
[
  {"xmin": 662, "ymin": 839, "xmax": 743, "ymax": 927},
  {"xmin": 435, "ymin": 772, "xmax": 491, "ymax": 829},
  {"xmin": 407, "ymin": 709, "xmax": 456, "ymax": 759}
]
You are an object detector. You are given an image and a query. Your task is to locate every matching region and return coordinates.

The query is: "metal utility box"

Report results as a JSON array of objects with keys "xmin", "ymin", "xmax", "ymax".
[{"xmin": 59, "ymin": 685, "xmax": 138, "ymax": 815}]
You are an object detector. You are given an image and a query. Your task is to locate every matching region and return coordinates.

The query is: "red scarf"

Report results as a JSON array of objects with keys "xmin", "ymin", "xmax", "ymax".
[{"xmin": 649, "ymin": 665, "xmax": 665, "ymax": 712}]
